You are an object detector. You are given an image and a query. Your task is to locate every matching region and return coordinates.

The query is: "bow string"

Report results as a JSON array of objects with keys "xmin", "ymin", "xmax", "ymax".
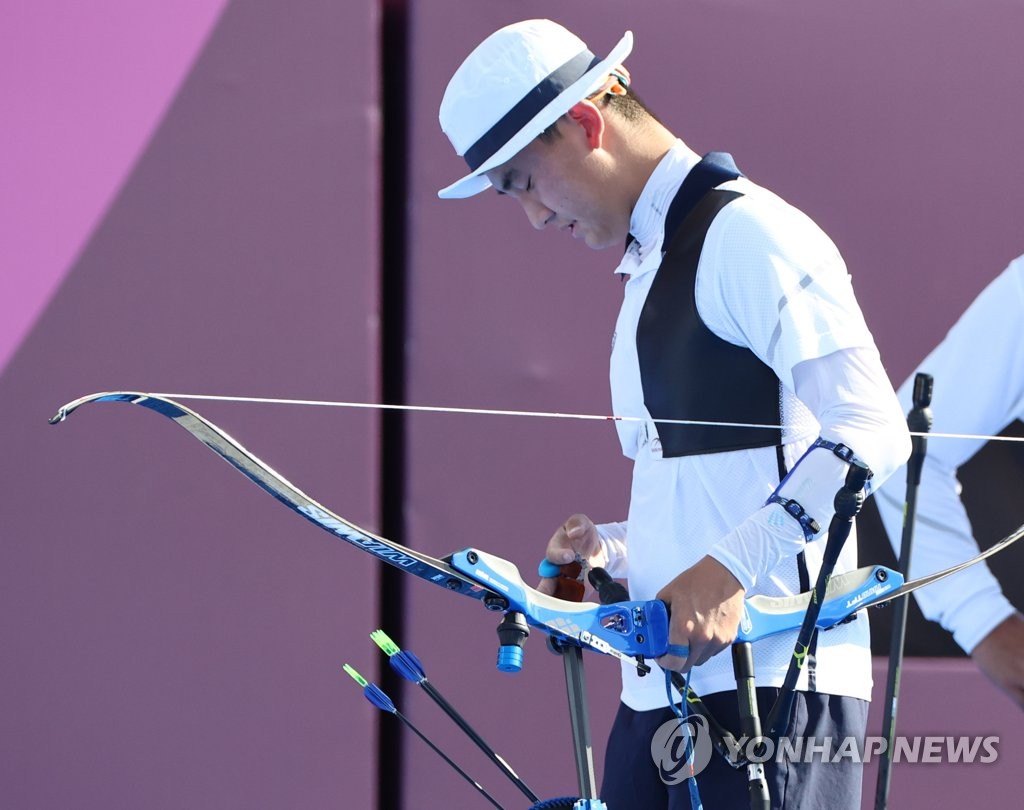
[{"xmin": 135, "ymin": 391, "xmax": 1024, "ymax": 445}]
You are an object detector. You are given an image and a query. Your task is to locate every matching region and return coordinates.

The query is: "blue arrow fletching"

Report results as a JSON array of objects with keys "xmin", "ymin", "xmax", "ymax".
[
  {"xmin": 363, "ymin": 683, "xmax": 396, "ymax": 714},
  {"xmin": 389, "ymin": 649, "xmax": 427, "ymax": 683}
]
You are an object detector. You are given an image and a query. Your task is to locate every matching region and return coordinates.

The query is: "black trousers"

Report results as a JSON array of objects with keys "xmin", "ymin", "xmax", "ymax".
[{"xmin": 600, "ymin": 688, "xmax": 868, "ymax": 810}]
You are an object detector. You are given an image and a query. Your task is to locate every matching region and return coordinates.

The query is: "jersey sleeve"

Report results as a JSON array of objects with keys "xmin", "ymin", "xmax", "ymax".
[
  {"xmin": 874, "ymin": 257, "xmax": 1024, "ymax": 652},
  {"xmin": 696, "ymin": 185, "xmax": 877, "ymax": 393}
]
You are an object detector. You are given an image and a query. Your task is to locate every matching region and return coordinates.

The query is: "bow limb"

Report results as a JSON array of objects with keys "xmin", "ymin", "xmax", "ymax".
[
  {"xmin": 50, "ymin": 391, "xmax": 494, "ymax": 601},
  {"xmin": 869, "ymin": 520, "xmax": 1024, "ymax": 608},
  {"xmin": 49, "ymin": 391, "xmax": 671, "ymax": 665},
  {"xmin": 736, "ymin": 519, "xmax": 1024, "ymax": 644}
]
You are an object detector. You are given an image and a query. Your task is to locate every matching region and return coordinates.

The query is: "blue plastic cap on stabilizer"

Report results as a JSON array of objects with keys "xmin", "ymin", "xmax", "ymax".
[{"xmin": 496, "ymin": 645, "xmax": 524, "ymax": 673}]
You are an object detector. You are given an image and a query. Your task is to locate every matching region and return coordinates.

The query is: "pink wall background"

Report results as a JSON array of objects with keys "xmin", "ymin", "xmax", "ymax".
[
  {"xmin": 2, "ymin": 2, "xmax": 381, "ymax": 808},
  {"xmin": 3, "ymin": 1, "xmax": 1021, "ymax": 808}
]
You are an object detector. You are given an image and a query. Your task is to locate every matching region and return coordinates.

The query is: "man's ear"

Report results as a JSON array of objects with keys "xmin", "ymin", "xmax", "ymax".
[{"xmin": 567, "ymin": 100, "xmax": 605, "ymax": 149}]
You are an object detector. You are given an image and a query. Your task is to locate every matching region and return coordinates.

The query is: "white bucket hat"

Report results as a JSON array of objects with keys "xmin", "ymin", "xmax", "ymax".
[{"xmin": 438, "ymin": 20, "xmax": 633, "ymax": 199}]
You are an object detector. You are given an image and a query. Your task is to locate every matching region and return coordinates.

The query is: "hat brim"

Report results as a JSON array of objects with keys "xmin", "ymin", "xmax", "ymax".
[{"xmin": 438, "ymin": 30, "xmax": 634, "ymax": 200}]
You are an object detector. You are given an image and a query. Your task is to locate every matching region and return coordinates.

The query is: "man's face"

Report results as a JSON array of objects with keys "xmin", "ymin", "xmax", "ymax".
[{"xmin": 484, "ymin": 119, "xmax": 628, "ymax": 251}]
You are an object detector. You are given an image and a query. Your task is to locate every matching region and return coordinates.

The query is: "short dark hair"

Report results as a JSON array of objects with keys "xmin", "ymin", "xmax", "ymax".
[
  {"xmin": 535, "ymin": 85, "xmax": 660, "ymax": 144},
  {"xmin": 600, "ymin": 85, "xmax": 660, "ymax": 125}
]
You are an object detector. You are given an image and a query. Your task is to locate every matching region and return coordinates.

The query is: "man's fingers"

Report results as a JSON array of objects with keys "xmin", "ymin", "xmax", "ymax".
[
  {"xmin": 538, "ymin": 514, "xmax": 603, "ymax": 601},
  {"xmin": 565, "ymin": 521, "xmax": 586, "ymax": 541},
  {"xmin": 657, "ymin": 642, "xmax": 692, "ymax": 674},
  {"xmin": 693, "ymin": 642, "xmax": 727, "ymax": 668},
  {"xmin": 545, "ymin": 525, "xmax": 580, "ymax": 564},
  {"xmin": 551, "ymin": 514, "xmax": 601, "ymax": 559}
]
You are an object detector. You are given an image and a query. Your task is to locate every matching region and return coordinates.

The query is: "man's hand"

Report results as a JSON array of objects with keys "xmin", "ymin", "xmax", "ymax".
[
  {"xmin": 656, "ymin": 556, "xmax": 746, "ymax": 673},
  {"xmin": 537, "ymin": 514, "xmax": 608, "ymax": 597},
  {"xmin": 971, "ymin": 612, "xmax": 1024, "ymax": 710}
]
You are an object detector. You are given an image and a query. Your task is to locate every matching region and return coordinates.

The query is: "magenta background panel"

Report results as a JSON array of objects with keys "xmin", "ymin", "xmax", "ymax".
[
  {"xmin": 1, "ymin": 2, "xmax": 380, "ymax": 809},
  {"xmin": 404, "ymin": 0, "xmax": 1023, "ymax": 806},
  {"xmin": 0, "ymin": 1, "xmax": 228, "ymax": 373}
]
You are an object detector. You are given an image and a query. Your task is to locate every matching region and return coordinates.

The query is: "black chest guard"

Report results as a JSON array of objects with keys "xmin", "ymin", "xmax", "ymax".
[{"xmin": 636, "ymin": 153, "xmax": 783, "ymax": 458}]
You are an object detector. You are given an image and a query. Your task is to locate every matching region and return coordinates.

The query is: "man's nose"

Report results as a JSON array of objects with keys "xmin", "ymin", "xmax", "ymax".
[{"xmin": 521, "ymin": 197, "xmax": 553, "ymax": 230}]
